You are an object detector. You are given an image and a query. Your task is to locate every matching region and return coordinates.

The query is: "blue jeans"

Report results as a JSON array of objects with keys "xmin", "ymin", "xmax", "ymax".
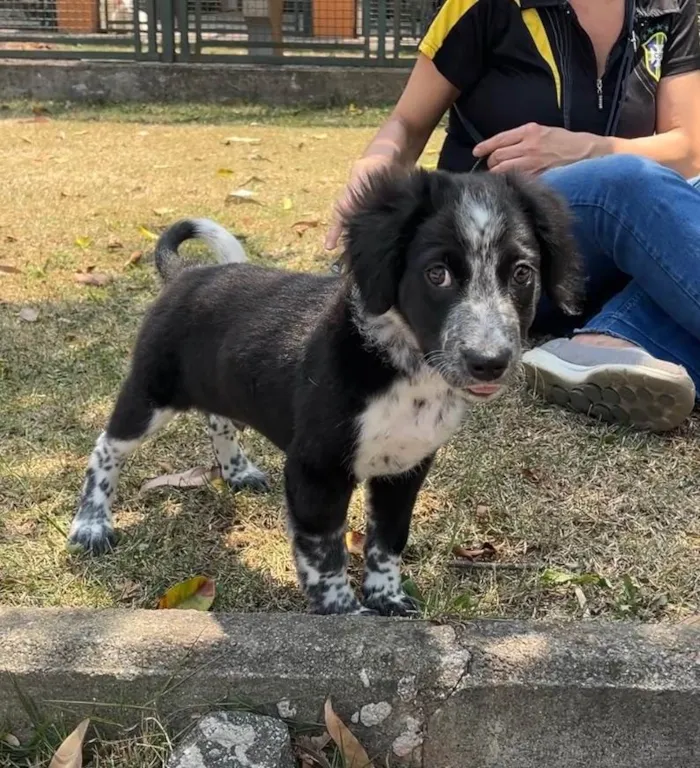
[{"xmin": 534, "ymin": 154, "xmax": 700, "ymax": 396}]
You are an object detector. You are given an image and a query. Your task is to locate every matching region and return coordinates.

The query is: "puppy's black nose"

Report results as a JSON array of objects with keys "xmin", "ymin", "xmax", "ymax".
[{"xmin": 462, "ymin": 349, "xmax": 512, "ymax": 381}]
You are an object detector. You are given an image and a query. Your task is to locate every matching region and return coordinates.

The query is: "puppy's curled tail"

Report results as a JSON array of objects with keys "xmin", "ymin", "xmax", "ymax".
[{"xmin": 155, "ymin": 218, "xmax": 248, "ymax": 282}]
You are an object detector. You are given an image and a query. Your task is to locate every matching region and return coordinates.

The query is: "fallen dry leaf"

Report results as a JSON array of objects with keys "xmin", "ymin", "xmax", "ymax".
[
  {"xmin": 217, "ymin": 167, "xmax": 235, "ymax": 177},
  {"xmin": 223, "ymin": 136, "xmax": 261, "ymax": 145},
  {"xmin": 123, "ymin": 250, "xmax": 143, "ymax": 269},
  {"xmin": 74, "ymin": 272, "xmax": 112, "ymax": 287},
  {"xmin": 324, "ymin": 698, "xmax": 374, "ymax": 768},
  {"xmin": 452, "ymin": 541, "xmax": 497, "ymax": 561},
  {"xmin": 574, "ymin": 585, "xmax": 589, "ymax": 616},
  {"xmin": 292, "ymin": 218, "xmax": 320, "ymax": 237},
  {"xmin": 0, "ymin": 264, "xmax": 21, "ymax": 275},
  {"xmin": 295, "ymin": 735, "xmax": 333, "ymax": 768},
  {"xmin": 2, "ymin": 734, "xmax": 20, "ymax": 748},
  {"xmin": 119, "ymin": 579, "xmax": 141, "ymax": 601},
  {"xmin": 138, "ymin": 225, "xmax": 158, "ymax": 241},
  {"xmin": 521, "ymin": 466, "xmax": 543, "ymax": 485},
  {"xmin": 345, "ymin": 531, "xmax": 365, "ymax": 556},
  {"xmin": 18, "ymin": 307, "xmax": 39, "ymax": 322},
  {"xmin": 239, "ymin": 174, "xmax": 265, "ymax": 186},
  {"xmin": 158, "ymin": 575, "xmax": 216, "ymax": 610},
  {"xmin": 139, "ymin": 465, "xmax": 221, "ymax": 494},
  {"xmin": 74, "ymin": 236, "xmax": 91, "ymax": 249},
  {"xmin": 48, "ymin": 718, "xmax": 89, "ymax": 768},
  {"xmin": 312, "ymin": 133, "xmax": 328, "ymax": 140},
  {"xmin": 283, "ymin": 197, "xmax": 293, "ymax": 211},
  {"xmin": 226, "ymin": 189, "xmax": 262, "ymax": 205},
  {"xmin": 153, "ymin": 207, "xmax": 174, "ymax": 217},
  {"xmin": 310, "ymin": 733, "xmax": 332, "ymax": 751},
  {"xmin": 5, "ymin": 235, "xmax": 18, "ymax": 243}
]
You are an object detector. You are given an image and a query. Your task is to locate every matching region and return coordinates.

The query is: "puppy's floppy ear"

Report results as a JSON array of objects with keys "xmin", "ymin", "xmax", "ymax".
[
  {"xmin": 342, "ymin": 167, "xmax": 440, "ymax": 315},
  {"xmin": 505, "ymin": 172, "xmax": 585, "ymax": 316}
]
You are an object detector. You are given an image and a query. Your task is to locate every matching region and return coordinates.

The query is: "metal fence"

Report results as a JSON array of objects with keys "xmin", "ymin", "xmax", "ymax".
[{"xmin": 0, "ymin": 0, "xmax": 431, "ymax": 64}]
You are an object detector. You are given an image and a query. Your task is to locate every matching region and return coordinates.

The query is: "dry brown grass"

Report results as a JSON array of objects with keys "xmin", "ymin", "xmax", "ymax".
[{"xmin": 1, "ymin": 103, "xmax": 699, "ymax": 632}]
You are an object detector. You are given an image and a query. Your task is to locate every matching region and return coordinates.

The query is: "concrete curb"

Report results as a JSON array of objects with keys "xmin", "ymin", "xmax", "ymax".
[
  {"xmin": 0, "ymin": 60, "xmax": 409, "ymax": 107},
  {"xmin": 2, "ymin": 608, "xmax": 700, "ymax": 767}
]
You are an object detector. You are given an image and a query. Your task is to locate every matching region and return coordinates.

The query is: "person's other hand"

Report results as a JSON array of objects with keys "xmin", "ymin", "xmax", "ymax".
[
  {"xmin": 324, "ymin": 155, "xmax": 396, "ymax": 251},
  {"xmin": 473, "ymin": 123, "xmax": 600, "ymax": 174}
]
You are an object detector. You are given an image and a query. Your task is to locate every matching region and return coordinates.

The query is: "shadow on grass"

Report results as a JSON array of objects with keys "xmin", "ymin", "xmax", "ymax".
[{"xmin": 0, "ymin": 280, "xmax": 303, "ymax": 614}]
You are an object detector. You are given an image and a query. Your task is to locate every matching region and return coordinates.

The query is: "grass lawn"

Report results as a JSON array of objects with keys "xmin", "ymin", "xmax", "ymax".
[{"xmin": 1, "ymin": 100, "xmax": 699, "ymax": 630}]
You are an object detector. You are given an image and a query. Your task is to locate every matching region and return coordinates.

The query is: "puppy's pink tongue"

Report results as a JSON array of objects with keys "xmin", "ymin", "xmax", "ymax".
[{"xmin": 467, "ymin": 383, "xmax": 501, "ymax": 395}]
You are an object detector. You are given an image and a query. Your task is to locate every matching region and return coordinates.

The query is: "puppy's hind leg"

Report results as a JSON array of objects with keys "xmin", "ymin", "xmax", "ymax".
[
  {"xmin": 69, "ymin": 378, "xmax": 174, "ymax": 554},
  {"xmin": 207, "ymin": 414, "xmax": 269, "ymax": 492}
]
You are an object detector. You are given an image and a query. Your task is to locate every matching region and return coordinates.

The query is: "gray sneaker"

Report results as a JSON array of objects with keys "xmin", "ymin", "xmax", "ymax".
[{"xmin": 522, "ymin": 338, "xmax": 696, "ymax": 432}]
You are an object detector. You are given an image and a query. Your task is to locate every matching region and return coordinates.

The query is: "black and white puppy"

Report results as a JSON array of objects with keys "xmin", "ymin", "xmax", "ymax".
[{"xmin": 68, "ymin": 168, "xmax": 583, "ymax": 616}]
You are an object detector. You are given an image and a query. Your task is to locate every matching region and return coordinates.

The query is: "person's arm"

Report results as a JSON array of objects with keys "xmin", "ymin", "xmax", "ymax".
[
  {"xmin": 593, "ymin": 0, "xmax": 700, "ymax": 178},
  {"xmin": 591, "ymin": 71, "xmax": 700, "ymax": 177},
  {"xmin": 324, "ymin": 57, "xmax": 455, "ymax": 249},
  {"xmin": 477, "ymin": 0, "xmax": 700, "ymax": 178},
  {"xmin": 352, "ymin": 55, "xmax": 458, "ymax": 171},
  {"xmin": 325, "ymin": 0, "xmax": 489, "ymax": 249}
]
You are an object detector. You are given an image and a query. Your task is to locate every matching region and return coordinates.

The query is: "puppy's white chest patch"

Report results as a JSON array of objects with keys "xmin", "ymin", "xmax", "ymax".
[{"xmin": 353, "ymin": 370, "xmax": 466, "ymax": 480}]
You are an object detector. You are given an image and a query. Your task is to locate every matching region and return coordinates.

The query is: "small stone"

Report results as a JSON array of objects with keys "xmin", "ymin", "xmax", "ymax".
[
  {"xmin": 276, "ymin": 698, "xmax": 297, "ymax": 719},
  {"xmin": 168, "ymin": 711, "xmax": 294, "ymax": 768},
  {"xmin": 397, "ymin": 675, "xmax": 417, "ymax": 702},
  {"xmin": 360, "ymin": 702, "xmax": 392, "ymax": 727},
  {"xmin": 392, "ymin": 716, "xmax": 423, "ymax": 758},
  {"xmin": 359, "ymin": 669, "xmax": 371, "ymax": 688}
]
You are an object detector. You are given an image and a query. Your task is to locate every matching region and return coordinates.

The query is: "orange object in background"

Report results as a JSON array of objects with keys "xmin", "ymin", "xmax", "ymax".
[
  {"xmin": 313, "ymin": 0, "xmax": 356, "ymax": 38},
  {"xmin": 57, "ymin": 0, "xmax": 99, "ymax": 33}
]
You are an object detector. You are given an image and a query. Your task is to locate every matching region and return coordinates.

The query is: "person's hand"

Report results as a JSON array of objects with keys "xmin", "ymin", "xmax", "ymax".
[
  {"xmin": 473, "ymin": 123, "xmax": 602, "ymax": 174},
  {"xmin": 324, "ymin": 154, "xmax": 396, "ymax": 251}
]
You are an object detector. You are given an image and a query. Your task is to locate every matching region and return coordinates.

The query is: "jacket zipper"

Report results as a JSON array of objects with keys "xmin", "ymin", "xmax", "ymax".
[
  {"xmin": 561, "ymin": 3, "xmax": 572, "ymax": 130},
  {"xmin": 596, "ymin": 78, "xmax": 603, "ymax": 110}
]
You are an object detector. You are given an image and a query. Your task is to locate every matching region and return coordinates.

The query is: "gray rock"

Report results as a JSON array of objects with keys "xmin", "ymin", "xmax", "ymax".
[{"xmin": 168, "ymin": 711, "xmax": 294, "ymax": 768}]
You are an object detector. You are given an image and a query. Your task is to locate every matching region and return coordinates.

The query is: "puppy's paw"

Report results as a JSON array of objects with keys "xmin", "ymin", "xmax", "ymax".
[
  {"xmin": 67, "ymin": 511, "xmax": 116, "ymax": 555},
  {"xmin": 363, "ymin": 591, "xmax": 420, "ymax": 617},
  {"xmin": 307, "ymin": 591, "xmax": 365, "ymax": 616},
  {"xmin": 226, "ymin": 466, "xmax": 270, "ymax": 494}
]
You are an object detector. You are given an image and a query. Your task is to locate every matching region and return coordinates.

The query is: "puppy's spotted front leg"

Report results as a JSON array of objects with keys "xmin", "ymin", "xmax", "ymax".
[
  {"xmin": 207, "ymin": 414, "xmax": 269, "ymax": 492},
  {"xmin": 284, "ymin": 457, "xmax": 367, "ymax": 615},
  {"xmin": 362, "ymin": 457, "xmax": 433, "ymax": 616}
]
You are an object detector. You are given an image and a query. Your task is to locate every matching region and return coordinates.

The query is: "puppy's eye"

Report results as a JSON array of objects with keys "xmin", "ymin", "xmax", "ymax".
[
  {"xmin": 512, "ymin": 264, "xmax": 534, "ymax": 285},
  {"xmin": 425, "ymin": 265, "xmax": 452, "ymax": 288}
]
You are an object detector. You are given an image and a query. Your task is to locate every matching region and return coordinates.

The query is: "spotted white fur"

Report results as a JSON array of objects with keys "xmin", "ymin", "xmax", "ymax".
[
  {"xmin": 207, "ymin": 414, "xmax": 268, "ymax": 490},
  {"xmin": 69, "ymin": 408, "xmax": 174, "ymax": 551},
  {"xmin": 363, "ymin": 547, "xmax": 402, "ymax": 601},
  {"xmin": 353, "ymin": 370, "xmax": 466, "ymax": 481},
  {"xmin": 457, "ymin": 190, "xmax": 505, "ymax": 251},
  {"xmin": 294, "ymin": 541, "xmax": 363, "ymax": 614}
]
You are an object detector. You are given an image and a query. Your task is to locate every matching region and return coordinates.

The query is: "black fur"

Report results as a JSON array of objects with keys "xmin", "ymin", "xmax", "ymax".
[{"xmin": 69, "ymin": 167, "xmax": 583, "ymax": 614}]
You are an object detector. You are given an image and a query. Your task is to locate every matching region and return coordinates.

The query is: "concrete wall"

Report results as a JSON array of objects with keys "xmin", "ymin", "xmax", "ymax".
[
  {"xmin": 2, "ymin": 608, "xmax": 700, "ymax": 768},
  {"xmin": 0, "ymin": 60, "xmax": 409, "ymax": 106}
]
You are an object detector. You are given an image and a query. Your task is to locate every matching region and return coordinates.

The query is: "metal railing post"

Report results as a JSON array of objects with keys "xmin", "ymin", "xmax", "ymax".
[{"xmin": 159, "ymin": 0, "xmax": 175, "ymax": 62}]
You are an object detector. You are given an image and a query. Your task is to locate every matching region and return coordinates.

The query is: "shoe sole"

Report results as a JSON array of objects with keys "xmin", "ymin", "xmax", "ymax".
[{"xmin": 522, "ymin": 348, "xmax": 696, "ymax": 432}]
